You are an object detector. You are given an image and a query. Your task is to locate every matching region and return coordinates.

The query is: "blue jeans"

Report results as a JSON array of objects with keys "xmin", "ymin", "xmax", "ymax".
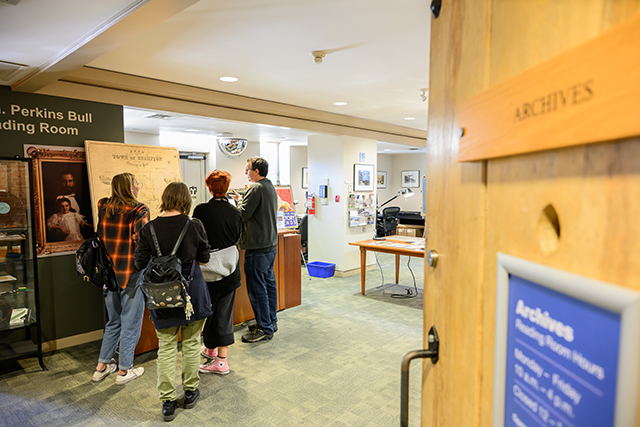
[
  {"xmin": 98, "ymin": 273, "xmax": 145, "ymax": 371},
  {"xmin": 244, "ymin": 248, "xmax": 278, "ymax": 334}
]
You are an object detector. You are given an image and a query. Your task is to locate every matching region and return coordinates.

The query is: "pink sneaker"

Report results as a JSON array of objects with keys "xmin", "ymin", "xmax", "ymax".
[
  {"xmin": 199, "ymin": 358, "xmax": 229, "ymax": 375},
  {"xmin": 200, "ymin": 346, "xmax": 218, "ymax": 360}
]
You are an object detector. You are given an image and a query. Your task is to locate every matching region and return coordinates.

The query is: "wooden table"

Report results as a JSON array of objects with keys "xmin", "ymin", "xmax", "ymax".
[{"xmin": 349, "ymin": 237, "xmax": 425, "ymax": 295}]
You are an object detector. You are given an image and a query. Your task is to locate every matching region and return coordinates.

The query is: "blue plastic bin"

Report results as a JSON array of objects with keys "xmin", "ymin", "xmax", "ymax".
[{"xmin": 307, "ymin": 261, "xmax": 336, "ymax": 278}]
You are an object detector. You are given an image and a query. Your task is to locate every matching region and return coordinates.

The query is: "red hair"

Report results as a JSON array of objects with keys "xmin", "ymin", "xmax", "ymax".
[{"xmin": 205, "ymin": 170, "xmax": 231, "ymax": 197}]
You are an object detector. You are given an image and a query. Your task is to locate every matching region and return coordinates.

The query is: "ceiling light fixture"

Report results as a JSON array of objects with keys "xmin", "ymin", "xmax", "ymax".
[
  {"xmin": 333, "ymin": 101, "xmax": 347, "ymax": 106},
  {"xmin": 384, "ymin": 149, "xmax": 392, "ymax": 152},
  {"xmin": 404, "ymin": 117, "xmax": 416, "ymax": 120},
  {"xmin": 219, "ymin": 76, "xmax": 238, "ymax": 82},
  {"xmin": 185, "ymin": 129, "xmax": 200, "ymax": 132}
]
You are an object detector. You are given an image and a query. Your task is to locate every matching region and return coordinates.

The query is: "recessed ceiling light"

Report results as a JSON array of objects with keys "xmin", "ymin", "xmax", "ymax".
[
  {"xmin": 404, "ymin": 117, "xmax": 416, "ymax": 120},
  {"xmin": 333, "ymin": 101, "xmax": 347, "ymax": 106},
  {"xmin": 384, "ymin": 149, "xmax": 392, "ymax": 152},
  {"xmin": 219, "ymin": 76, "xmax": 238, "ymax": 82},
  {"xmin": 185, "ymin": 129, "xmax": 200, "ymax": 132}
]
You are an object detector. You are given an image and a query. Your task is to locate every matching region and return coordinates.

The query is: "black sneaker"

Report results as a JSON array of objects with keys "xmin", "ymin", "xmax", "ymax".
[
  {"xmin": 248, "ymin": 322, "xmax": 278, "ymax": 334},
  {"xmin": 162, "ymin": 400, "xmax": 177, "ymax": 422},
  {"xmin": 242, "ymin": 328, "xmax": 274, "ymax": 343},
  {"xmin": 184, "ymin": 388, "xmax": 200, "ymax": 409}
]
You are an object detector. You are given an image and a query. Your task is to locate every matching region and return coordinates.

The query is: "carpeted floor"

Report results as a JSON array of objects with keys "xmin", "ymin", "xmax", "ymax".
[{"xmin": 0, "ymin": 253, "xmax": 424, "ymax": 426}]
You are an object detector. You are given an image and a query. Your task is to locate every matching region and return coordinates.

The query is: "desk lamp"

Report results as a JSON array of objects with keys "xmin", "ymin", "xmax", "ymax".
[{"xmin": 373, "ymin": 188, "xmax": 414, "ymax": 240}]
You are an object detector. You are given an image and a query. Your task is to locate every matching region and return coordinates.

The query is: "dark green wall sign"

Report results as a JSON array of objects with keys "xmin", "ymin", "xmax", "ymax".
[{"xmin": 0, "ymin": 85, "xmax": 125, "ymax": 344}]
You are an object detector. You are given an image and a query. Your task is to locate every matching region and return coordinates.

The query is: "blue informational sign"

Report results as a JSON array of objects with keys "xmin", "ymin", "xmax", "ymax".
[
  {"xmin": 504, "ymin": 274, "xmax": 621, "ymax": 427},
  {"xmin": 283, "ymin": 211, "xmax": 297, "ymax": 228}
]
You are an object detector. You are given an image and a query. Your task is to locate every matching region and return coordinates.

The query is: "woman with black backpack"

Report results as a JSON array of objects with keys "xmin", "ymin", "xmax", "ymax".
[{"xmin": 134, "ymin": 181, "xmax": 212, "ymax": 422}]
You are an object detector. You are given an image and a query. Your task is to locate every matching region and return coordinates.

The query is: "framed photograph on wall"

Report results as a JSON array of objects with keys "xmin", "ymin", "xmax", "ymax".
[
  {"xmin": 25, "ymin": 145, "xmax": 93, "ymax": 256},
  {"xmin": 401, "ymin": 170, "xmax": 420, "ymax": 188},
  {"xmin": 354, "ymin": 163, "xmax": 374, "ymax": 192},
  {"xmin": 302, "ymin": 167, "xmax": 308, "ymax": 189},
  {"xmin": 377, "ymin": 171, "xmax": 387, "ymax": 189}
]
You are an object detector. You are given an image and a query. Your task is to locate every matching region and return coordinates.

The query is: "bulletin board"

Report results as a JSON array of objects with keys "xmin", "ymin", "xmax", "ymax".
[
  {"xmin": 347, "ymin": 193, "xmax": 375, "ymax": 227},
  {"xmin": 85, "ymin": 141, "xmax": 182, "ymax": 224},
  {"xmin": 274, "ymin": 185, "xmax": 297, "ymax": 229}
]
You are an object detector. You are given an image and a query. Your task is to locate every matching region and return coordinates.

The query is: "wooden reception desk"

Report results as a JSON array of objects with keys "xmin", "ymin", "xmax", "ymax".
[{"xmin": 135, "ymin": 230, "xmax": 301, "ymax": 354}]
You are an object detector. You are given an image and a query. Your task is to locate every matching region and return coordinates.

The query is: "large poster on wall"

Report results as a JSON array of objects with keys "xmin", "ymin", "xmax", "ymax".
[
  {"xmin": 274, "ymin": 185, "xmax": 297, "ymax": 228},
  {"xmin": 84, "ymin": 141, "xmax": 182, "ymax": 224}
]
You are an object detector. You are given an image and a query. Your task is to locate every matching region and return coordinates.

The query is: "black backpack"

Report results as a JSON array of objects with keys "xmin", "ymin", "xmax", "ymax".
[
  {"xmin": 138, "ymin": 220, "xmax": 194, "ymax": 319},
  {"xmin": 76, "ymin": 234, "xmax": 118, "ymax": 292}
]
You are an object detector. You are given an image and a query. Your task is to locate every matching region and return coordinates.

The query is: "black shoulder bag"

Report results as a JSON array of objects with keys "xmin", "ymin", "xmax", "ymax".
[
  {"xmin": 139, "ymin": 220, "xmax": 195, "ymax": 319},
  {"xmin": 75, "ymin": 208, "xmax": 118, "ymax": 292}
]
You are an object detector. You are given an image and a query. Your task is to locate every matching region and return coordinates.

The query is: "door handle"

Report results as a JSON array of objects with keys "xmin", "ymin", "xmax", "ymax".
[
  {"xmin": 426, "ymin": 249, "xmax": 438, "ymax": 267},
  {"xmin": 400, "ymin": 326, "xmax": 439, "ymax": 427}
]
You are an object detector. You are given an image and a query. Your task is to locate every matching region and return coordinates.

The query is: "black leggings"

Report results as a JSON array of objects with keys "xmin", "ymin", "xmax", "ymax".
[{"xmin": 202, "ymin": 287, "xmax": 236, "ymax": 348}]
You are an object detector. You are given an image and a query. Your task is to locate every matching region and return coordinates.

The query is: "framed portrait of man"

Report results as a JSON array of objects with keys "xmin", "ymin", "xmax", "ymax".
[{"xmin": 25, "ymin": 145, "xmax": 93, "ymax": 256}]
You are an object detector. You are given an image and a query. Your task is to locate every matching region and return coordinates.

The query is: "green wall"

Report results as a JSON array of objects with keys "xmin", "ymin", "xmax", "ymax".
[{"xmin": 0, "ymin": 85, "xmax": 124, "ymax": 343}]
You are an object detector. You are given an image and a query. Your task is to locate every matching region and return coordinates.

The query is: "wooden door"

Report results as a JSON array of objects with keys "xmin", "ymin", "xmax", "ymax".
[
  {"xmin": 423, "ymin": 1, "xmax": 640, "ymax": 426},
  {"xmin": 421, "ymin": 2, "xmax": 489, "ymax": 426}
]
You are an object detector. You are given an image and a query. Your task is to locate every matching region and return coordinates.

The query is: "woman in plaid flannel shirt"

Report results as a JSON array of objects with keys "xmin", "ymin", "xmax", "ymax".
[{"xmin": 92, "ymin": 173, "xmax": 150, "ymax": 385}]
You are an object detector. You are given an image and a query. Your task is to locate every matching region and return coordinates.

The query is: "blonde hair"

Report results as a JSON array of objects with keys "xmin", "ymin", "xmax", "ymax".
[
  {"xmin": 160, "ymin": 182, "xmax": 192, "ymax": 215},
  {"xmin": 104, "ymin": 173, "xmax": 139, "ymax": 217}
]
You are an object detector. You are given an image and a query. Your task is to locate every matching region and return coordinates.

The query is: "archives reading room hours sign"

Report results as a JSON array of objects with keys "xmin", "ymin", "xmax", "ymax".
[
  {"xmin": 84, "ymin": 141, "xmax": 182, "ymax": 225},
  {"xmin": 504, "ymin": 275, "xmax": 619, "ymax": 427},
  {"xmin": 494, "ymin": 254, "xmax": 640, "ymax": 427}
]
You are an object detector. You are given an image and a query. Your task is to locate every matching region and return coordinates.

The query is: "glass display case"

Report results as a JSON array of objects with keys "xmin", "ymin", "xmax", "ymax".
[{"xmin": 0, "ymin": 157, "xmax": 45, "ymax": 370}]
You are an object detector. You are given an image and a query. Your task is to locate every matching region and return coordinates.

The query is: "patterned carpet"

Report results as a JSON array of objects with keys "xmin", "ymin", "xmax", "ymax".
[{"xmin": 0, "ymin": 253, "xmax": 424, "ymax": 426}]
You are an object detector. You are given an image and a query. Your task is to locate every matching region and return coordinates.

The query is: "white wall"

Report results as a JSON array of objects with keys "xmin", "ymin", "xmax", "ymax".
[
  {"xmin": 377, "ymin": 151, "xmax": 426, "ymax": 216},
  {"xmin": 376, "ymin": 153, "xmax": 394, "ymax": 209},
  {"xmin": 384, "ymin": 153, "xmax": 425, "ymax": 212},
  {"xmin": 290, "ymin": 145, "xmax": 308, "ymax": 215},
  {"xmin": 125, "ymin": 131, "xmax": 160, "ymax": 146},
  {"xmin": 343, "ymin": 137, "xmax": 378, "ymax": 270},
  {"xmin": 308, "ymin": 134, "xmax": 377, "ymax": 272}
]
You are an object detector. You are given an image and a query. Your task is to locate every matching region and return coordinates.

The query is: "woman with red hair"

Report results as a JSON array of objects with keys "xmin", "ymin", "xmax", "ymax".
[{"xmin": 193, "ymin": 170, "xmax": 242, "ymax": 375}]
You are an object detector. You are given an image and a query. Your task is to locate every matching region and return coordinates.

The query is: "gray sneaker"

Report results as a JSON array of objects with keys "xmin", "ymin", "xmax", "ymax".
[
  {"xmin": 242, "ymin": 328, "xmax": 273, "ymax": 343},
  {"xmin": 248, "ymin": 322, "xmax": 278, "ymax": 334}
]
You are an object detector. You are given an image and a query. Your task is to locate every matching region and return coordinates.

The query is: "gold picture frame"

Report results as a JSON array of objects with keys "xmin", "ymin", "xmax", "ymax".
[{"xmin": 26, "ymin": 145, "xmax": 92, "ymax": 256}]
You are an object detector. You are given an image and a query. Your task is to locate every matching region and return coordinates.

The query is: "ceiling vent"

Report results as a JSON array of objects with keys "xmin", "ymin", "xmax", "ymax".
[
  {"xmin": 0, "ymin": 60, "xmax": 28, "ymax": 83},
  {"xmin": 145, "ymin": 113, "xmax": 175, "ymax": 120}
]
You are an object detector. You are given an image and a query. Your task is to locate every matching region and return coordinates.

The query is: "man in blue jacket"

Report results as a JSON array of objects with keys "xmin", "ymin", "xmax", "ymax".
[{"xmin": 232, "ymin": 157, "xmax": 279, "ymax": 342}]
